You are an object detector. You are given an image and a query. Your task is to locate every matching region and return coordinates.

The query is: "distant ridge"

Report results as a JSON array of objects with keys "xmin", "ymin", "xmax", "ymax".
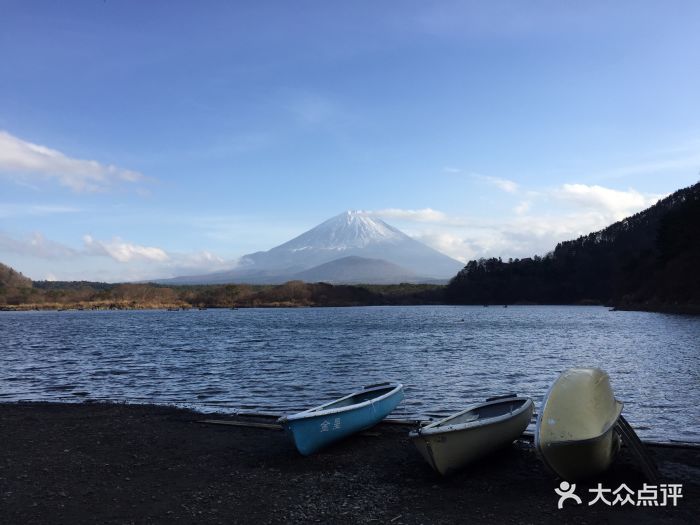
[
  {"xmin": 290, "ymin": 256, "xmax": 435, "ymax": 284},
  {"xmin": 157, "ymin": 211, "xmax": 464, "ymax": 284},
  {"xmin": 446, "ymin": 181, "xmax": 700, "ymax": 312}
]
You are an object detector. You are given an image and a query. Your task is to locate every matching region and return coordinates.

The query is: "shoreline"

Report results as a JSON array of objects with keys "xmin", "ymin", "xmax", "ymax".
[
  {"xmin": 1, "ymin": 402, "xmax": 697, "ymax": 524},
  {"xmin": 2, "ymin": 302, "xmax": 699, "ymax": 316},
  {"xmin": 3, "ymin": 398, "xmax": 696, "ymax": 447}
]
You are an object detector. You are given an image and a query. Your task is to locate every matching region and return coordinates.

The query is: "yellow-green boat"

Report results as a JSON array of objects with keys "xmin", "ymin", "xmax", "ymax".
[{"xmin": 536, "ymin": 368, "xmax": 623, "ymax": 480}]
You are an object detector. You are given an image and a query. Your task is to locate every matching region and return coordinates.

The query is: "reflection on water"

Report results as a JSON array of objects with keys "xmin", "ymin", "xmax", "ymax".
[{"xmin": 1, "ymin": 306, "xmax": 698, "ymax": 442}]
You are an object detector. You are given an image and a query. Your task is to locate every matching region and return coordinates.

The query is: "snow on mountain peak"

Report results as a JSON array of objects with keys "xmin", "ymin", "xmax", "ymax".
[
  {"xmin": 236, "ymin": 210, "xmax": 464, "ymax": 279},
  {"xmin": 297, "ymin": 210, "xmax": 406, "ymax": 249}
]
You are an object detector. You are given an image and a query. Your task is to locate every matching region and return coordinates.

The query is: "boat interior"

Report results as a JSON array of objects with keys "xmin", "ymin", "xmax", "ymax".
[
  {"xmin": 435, "ymin": 398, "xmax": 528, "ymax": 427},
  {"xmin": 311, "ymin": 386, "xmax": 395, "ymax": 411}
]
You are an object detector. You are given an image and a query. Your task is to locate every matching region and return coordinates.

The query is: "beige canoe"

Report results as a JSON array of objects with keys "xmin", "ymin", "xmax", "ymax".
[
  {"xmin": 535, "ymin": 367, "xmax": 623, "ymax": 480},
  {"xmin": 410, "ymin": 395, "xmax": 534, "ymax": 476}
]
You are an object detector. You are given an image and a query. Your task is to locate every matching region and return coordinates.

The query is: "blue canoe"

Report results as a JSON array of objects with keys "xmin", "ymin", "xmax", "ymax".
[{"xmin": 278, "ymin": 382, "xmax": 404, "ymax": 455}]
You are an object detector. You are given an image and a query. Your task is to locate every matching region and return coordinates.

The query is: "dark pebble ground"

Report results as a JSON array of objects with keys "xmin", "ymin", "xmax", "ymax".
[{"xmin": 0, "ymin": 403, "xmax": 697, "ymax": 524}]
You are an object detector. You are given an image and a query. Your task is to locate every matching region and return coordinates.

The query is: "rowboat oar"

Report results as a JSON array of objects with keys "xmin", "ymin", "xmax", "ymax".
[{"xmin": 615, "ymin": 415, "xmax": 660, "ymax": 483}]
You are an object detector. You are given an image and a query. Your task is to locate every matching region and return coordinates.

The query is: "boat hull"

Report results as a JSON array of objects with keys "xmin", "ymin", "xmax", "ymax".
[
  {"xmin": 280, "ymin": 384, "xmax": 404, "ymax": 455},
  {"xmin": 536, "ymin": 368, "xmax": 623, "ymax": 480},
  {"xmin": 538, "ymin": 429, "xmax": 620, "ymax": 481},
  {"xmin": 410, "ymin": 397, "xmax": 533, "ymax": 476}
]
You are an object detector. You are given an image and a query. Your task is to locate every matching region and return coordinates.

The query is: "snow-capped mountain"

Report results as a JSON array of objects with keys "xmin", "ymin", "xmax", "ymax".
[{"xmin": 159, "ymin": 211, "xmax": 464, "ymax": 284}]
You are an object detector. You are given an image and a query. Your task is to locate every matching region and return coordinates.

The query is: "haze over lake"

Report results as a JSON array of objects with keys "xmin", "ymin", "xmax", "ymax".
[{"xmin": 1, "ymin": 306, "xmax": 698, "ymax": 442}]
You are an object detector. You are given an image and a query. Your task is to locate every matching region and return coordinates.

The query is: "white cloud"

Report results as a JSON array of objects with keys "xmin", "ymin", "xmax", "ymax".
[
  {"xmin": 0, "ymin": 231, "xmax": 78, "ymax": 259},
  {"xmin": 455, "ymin": 171, "xmax": 520, "ymax": 193},
  {"xmin": 0, "ymin": 130, "xmax": 145, "ymax": 192},
  {"xmin": 83, "ymin": 235, "xmax": 169, "ymax": 263},
  {"xmin": 174, "ymin": 250, "xmax": 226, "ymax": 269},
  {"xmin": 553, "ymin": 184, "xmax": 664, "ymax": 220},
  {"xmin": 396, "ymin": 182, "xmax": 666, "ymax": 263},
  {"xmin": 514, "ymin": 201, "xmax": 531, "ymax": 215},
  {"xmin": 479, "ymin": 175, "xmax": 519, "ymax": 193},
  {"xmin": 0, "ymin": 203, "xmax": 81, "ymax": 218},
  {"xmin": 1, "ymin": 229, "xmax": 234, "ymax": 282},
  {"xmin": 372, "ymin": 207, "xmax": 449, "ymax": 223},
  {"xmin": 0, "ymin": 179, "xmax": 671, "ymax": 280},
  {"xmin": 412, "ymin": 231, "xmax": 473, "ymax": 263},
  {"xmin": 77, "ymin": 236, "xmax": 234, "ymax": 278}
]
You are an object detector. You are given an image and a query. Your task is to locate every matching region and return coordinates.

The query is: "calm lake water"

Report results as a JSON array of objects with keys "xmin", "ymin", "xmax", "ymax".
[{"xmin": 0, "ymin": 306, "xmax": 698, "ymax": 442}]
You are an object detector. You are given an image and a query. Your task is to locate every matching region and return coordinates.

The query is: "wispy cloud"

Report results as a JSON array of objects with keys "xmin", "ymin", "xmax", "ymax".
[
  {"xmin": 371, "ymin": 207, "xmax": 449, "ymax": 223},
  {"xmin": 553, "ymin": 184, "xmax": 664, "ymax": 221},
  {"xmin": 513, "ymin": 201, "xmax": 531, "ymax": 215},
  {"xmin": 83, "ymin": 235, "xmax": 169, "ymax": 263},
  {"xmin": 391, "ymin": 182, "xmax": 665, "ymax": 262},
  {"xmin": 1, "ymin": 230, "xmax": 233, "ymax": 281},
  {"xmin": 0, "ymin": 203, "xmax": 81, "ymax": 219},
  {"xmin": 445, "ymin": 169, "xmax": 520, "ymax": 193},
  {"xmin": 0, "ymin": 231, "xmax": 78, "ymax": 259},
  {"xmin": 0, "ymin": 130, "xmax": 145, "ymax": 193},
  {"xmin": 475, "ymin": 174, "xmax": 519, "ymax": 193},
  {"xmin": 411, "ymin": 231, "xmax": 474, "ymax": 263}
]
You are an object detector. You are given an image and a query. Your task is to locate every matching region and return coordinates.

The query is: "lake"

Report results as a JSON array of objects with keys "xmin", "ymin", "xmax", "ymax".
[{"xmin": 1, "ymin": 305, "xmax": 698, "ymax": 442}]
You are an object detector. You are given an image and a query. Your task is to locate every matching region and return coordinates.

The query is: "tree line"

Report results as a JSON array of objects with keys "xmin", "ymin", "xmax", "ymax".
[
  {"xmin": 0, "ymin": 271, "xmax": 444, "ymax": 310},
  {"xmin": 446, "ymin": 181, "xmax": 700, "ymax": 313}
]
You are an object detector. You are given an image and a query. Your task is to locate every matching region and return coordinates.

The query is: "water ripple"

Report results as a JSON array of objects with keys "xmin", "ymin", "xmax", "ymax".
[{"xmin": 0, "ymin": 306, "xmax": 699, "ymax": 442}]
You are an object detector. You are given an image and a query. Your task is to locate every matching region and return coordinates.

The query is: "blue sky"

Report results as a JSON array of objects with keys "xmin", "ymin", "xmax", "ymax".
[{"xmin": 1, "ymin": 1, "xmax": 699, "ymax": 281}]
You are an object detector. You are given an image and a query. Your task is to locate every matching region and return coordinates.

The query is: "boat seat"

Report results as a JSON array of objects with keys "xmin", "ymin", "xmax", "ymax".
[{"xmin": 445, "ymin": 412, "xmax": 479, "ymax": 426}]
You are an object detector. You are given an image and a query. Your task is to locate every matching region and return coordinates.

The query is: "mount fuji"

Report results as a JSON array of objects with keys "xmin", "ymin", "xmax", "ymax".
[{"xmin": 160, "ymin": 211, "xmax": 464, "ymax": 284}]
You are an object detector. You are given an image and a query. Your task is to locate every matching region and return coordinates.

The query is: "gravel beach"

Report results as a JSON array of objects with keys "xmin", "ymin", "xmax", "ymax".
[{"xmin": 0, "ymin": 403, "xmax": 697, "ymax": 524}]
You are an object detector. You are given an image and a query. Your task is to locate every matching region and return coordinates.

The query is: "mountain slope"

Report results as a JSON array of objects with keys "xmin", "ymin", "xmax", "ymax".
[
  {"xmin": 290, "ymin": 256, "xmax": 422, "ymax": 284},
  {"xmin": 160, "ymin": 211, "xmax": 464, "ymax": 284},
  {"xmin": 446, "ymin": 181, "xmax": 700, "ymax": 311},
  {"xmin": 237, "ymin": 211, "xmax": 463, "ymax": 278},
  {"xmin": 0, "ymin": 262, "xmax": 32, "ymax": 289},
  {"xmin": 0, "ymin": 262, "xmax": 34, "ymax": 306}
]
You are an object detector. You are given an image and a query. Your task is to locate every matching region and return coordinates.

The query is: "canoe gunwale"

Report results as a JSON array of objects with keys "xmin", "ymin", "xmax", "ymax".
[
  {"xmin": 410, "ymin": 397, "xmax": 533, "ymax": 437},
  {"xmin": 278, "ymin": 382, "xmax": 404, "ymax": 422}
]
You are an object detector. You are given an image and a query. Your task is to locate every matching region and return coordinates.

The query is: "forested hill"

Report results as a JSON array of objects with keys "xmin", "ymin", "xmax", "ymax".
[
  {"xmin": 446, "ymin": 181, "xmax": 700, "ymax": 312},
  {"xmin": 0, "ymin": 262, "xmax": 33, "ymax": 304},
  {"xmin": 0, "ymin": 262, "xmax": 32, "ymax": 288}
]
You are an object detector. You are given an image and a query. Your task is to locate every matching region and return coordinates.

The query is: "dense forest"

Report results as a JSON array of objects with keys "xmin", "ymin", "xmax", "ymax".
[{"xmin": 446, "ymin": 181, "xmax": 700, "ymax": 312}]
